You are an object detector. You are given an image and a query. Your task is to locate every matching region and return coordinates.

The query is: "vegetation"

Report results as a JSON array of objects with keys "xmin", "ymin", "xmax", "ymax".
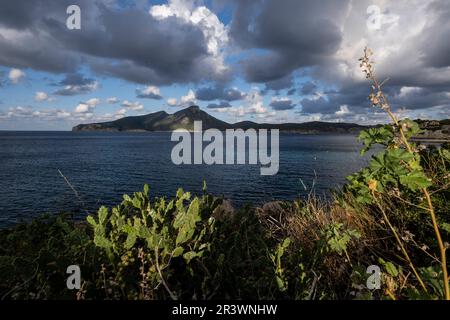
[{"xmin": 1, "ymin": 49, "xmax": 449, "ymax": 300}]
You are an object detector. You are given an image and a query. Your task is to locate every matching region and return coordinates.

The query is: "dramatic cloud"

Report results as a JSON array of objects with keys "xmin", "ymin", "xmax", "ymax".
[
  {"xmin": 228, "ymin": 0, "xmax": 349, "ymax": 83},
  {"xmin": 136, "ymin": 86, "xmax": 163, "ymax": 100},
  {"xmin": 305, "ymin": 0, "xmax": 450, "ymax": 117},
  {"xmin": 224, "ymin": 0, "xmax": 450, "ymax": 121},
  {"xmin": 1, "ymin": 0, "xmax": 450, "ymax": 128},
  {"xmin": 0, "ymin": 0, "xmax": 231, "ymax": 85}
]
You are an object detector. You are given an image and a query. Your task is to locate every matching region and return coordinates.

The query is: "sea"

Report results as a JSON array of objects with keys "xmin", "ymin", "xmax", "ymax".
[{"xmin": 0, "ymin": 131, "xmax": 373, "ymax": 227}]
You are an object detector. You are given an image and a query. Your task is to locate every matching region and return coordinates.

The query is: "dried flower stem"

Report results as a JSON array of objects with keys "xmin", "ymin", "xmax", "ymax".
[
  {"xmin": 360, "ymin": 47, "xmax": 449, "ymax": 299},
  {"xmin": 372, "ymin": 191, "xmax": 427, "ymax": 292}
]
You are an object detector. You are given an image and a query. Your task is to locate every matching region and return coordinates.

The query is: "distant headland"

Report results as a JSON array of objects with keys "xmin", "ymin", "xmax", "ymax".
[{"xmin": 72, "ymin": 105, "xmax": 369, "ymax": 134}]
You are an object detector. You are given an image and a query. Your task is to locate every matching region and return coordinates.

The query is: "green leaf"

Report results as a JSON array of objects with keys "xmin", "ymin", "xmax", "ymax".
[
  {"xmin": 175, "ymin": 198, "xmax": 201, "ymax": 245},
  {"xmin": 183, "ymin": 251, "xmax": 198, "ymax": 263},
  {"xmin": 94, "ymin": 235, "xmax": 112, "ymax": 249},
  {"xmin": 132, "ymin": 197, "xmax": 141, "ymax": 209},
  {"xmin": 400, "ymin": 171, "xmax": 432, "ymax": 191},
  {"xmin": 441, "ymin": 223, "xmax": 450, "ymax": 234},
  {"xmin": 399, "ymin": 119, "xmax": 422, "ymax": 138},
  {"xmin": 86, "ymin": 215, "xmax": 96, "ymax": 226},
  {"xmin": 358, "ymin": 126, "xmax": 394, "ymax": 154},
  {"xmin": 125, "ymin": 233, "xmax": 136, "ymax": 249},
  {"xmin": 172, "ymin": 247, "xmax": 184, "ymax": 257},
  {"xmin": 276, "ymin": 275, "xmax": 287, "ymax": 292},
  {"xmin": 385, "ymin": 262, "xmax": 399, "ymax": 277},
  {"xmin": 379, "ymin": 259, "xmax": 399, "ymax": 277},
  {"xmin": 98, "ymin": 206, "xmax": 108, "ymax": 224}
]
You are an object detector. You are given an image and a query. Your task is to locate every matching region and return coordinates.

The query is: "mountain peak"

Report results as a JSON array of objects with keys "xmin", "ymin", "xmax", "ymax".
[{"xmin": 177, "ymin": 105, "xmax": 200, "ymax": 113}]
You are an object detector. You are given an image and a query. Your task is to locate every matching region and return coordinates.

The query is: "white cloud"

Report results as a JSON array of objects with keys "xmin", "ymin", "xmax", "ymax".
[
  {"xmin": 74, "ymin": 103, "xmax": 90, "ymax": 114},
  {"xmin": 245, "ymin": 90, "xmax": 267, "ymax": 115},
  {"xmin": 74, "ymin": 98, "xmax": 100, "ymax": 114},
  {"xmin": 167, "ymin": 98, "xmax": 178, "ymax": 106},
  {"xmin": 0, "ymin": 106, "xmax": 72, "ymax": 121},
  {"xmin": 55, "ymin": 81, "xmax": 99, "ymax": 96},
  {"xmin": 213, "ymin": 89, "xmax": 270, "ymax": 119},
  {"xmin": 181, "ymin": 89, "xmax": 196, "ymax": 105},
  {"xmin": 136, "ymin": 86, "xmax": 162, "ymax": 99},
  {"xmin": 8, "ymin": 68, "xmax": 25, "ymax": 84},
  {"xmin": 331, "ymin": 0, "xmax": 444, "ymax": 84},
  {"xmin": 86, "ymin": 98, "xmax": 100, "ymax": 107},
  {"xmin": 34, "ymin": 91, "xmax": 50, "ymax": 102},
  {"xmin": 89, "ymin": 108, "xmax": 128, "ymax": 122},
  {"xmin": 167, "ymin": 89, "xmax": 197, "ymax": 107},
  {"xmin": 115, "ymin": 108, "xmax": 127, "ymax": 116},
  {"xmin": 335, "ymin": 105, "xmax": 350, "ymax": 117},
  {"xmin": 145, "ymin": 86, "xmax": 160, "ymax": 96},
  {"xmin": 107, "ymin": 97, "xmax": 119, "ymax": 104},
  {"xmin": 121, "ymin": 100, "xmax": 144, "ymax": 111}
]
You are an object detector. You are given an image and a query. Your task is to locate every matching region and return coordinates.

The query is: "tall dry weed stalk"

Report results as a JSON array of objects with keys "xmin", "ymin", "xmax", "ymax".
[{"xmin": 359, "ymin": 47, "xmax": 449, "ymax": 299}]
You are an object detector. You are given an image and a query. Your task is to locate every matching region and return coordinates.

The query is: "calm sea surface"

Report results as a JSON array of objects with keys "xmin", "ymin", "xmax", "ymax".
[{"xmin": 0, "ymin": 131, "xmax": 371, "ymax": 227}]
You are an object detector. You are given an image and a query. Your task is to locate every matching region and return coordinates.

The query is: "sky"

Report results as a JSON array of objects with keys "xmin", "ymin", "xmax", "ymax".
[{"xmin": 0, "ymin": 0, "xmax": 449, "ymax": 130}]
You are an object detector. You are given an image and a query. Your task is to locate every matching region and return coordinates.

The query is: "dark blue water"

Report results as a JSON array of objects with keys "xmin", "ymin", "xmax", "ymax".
[{"xmin": 0, "ymin": 131, "xmax": 370, "ymax": 227}]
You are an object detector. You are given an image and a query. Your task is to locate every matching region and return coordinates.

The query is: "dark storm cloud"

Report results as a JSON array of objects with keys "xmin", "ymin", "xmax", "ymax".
[
  {"xmin": 53, "ymin": 73, "xmax": 98, "ymax": 96},
  {"xmin": 0, "ymin": 0, "xmax": 226, "ymax": 85},
  {"xmin": 269, "ymin": 98, "xmax": 296, "ymax": 111},
  {"xmin": 300, "ymin": 83, "xmax": 450, "ymax": 116},
  {"xmin": 300, "ymin": 97, "xmax": 336, "ymax": 114},
  {"xmin": 206, "ymin": 101, "xmax": 232, "ymax": 109},
  {"xmin": 229, "ymin": 0, "xmax": 350, "ymax": 83},
  {"xmin": 0, "ymin": 35, "xmax": 79, "ymax": 73},
  {"xmin": 195, "ymin": 85, "xmax": 245, "ymax": 101},
  {"xmin": 391, "ymin": 87, "xmax": 450, "ymax": 110},
  {"xmin": 57, "ymin": 73, "xmax": 95, "ymax": 86},
  {"xmin": 0, "ymin": 0, "xmax": 83, "ymax": 72},
  {"xmin": 263, "ymin": 75, "xmax": 294, "ymax": 92},
  {"xmin": 300, "ymin": 85, "xmax": 370, "ymax": 114},
  {"xmin": 0, "ymin": 0, "xmax": 42, "ymax": 30},
  {"xmin": 287, "ymin": 88, "xmax": 296, "ymax": 96},
  {"xmin": 300, "ymin": 82, "xmax": 317, "ymax": 95},
  {"xmin": 49, "ymin": 6, "xmax": 210, "ymax": 84},
  {"xmin": 420, "ymin": 1, "xmax": 450, "ymax": 68}
]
